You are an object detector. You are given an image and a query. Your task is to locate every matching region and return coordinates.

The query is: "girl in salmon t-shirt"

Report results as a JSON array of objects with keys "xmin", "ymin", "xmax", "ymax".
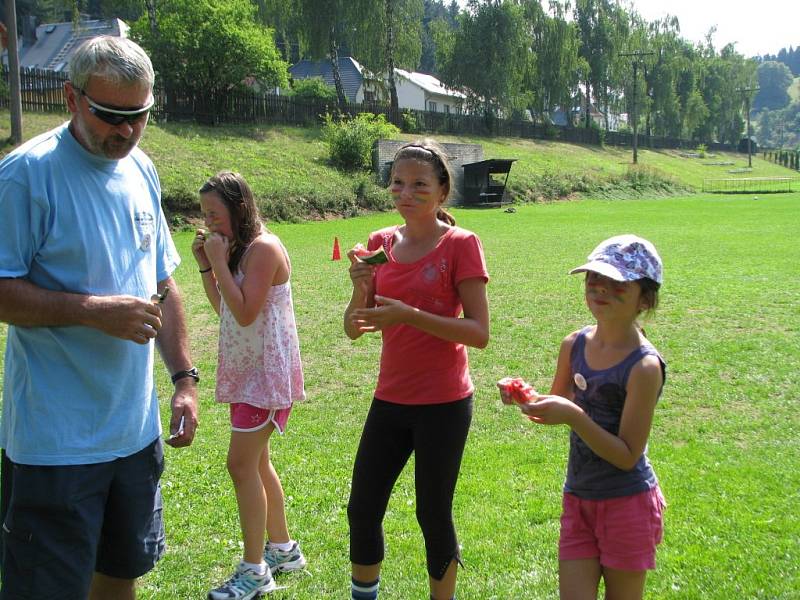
[{"xmin": 344, "ymin": 139, "xmax": 490, "ymax": 600}]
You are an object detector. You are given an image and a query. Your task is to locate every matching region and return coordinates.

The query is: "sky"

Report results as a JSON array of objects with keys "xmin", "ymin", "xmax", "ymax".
[
  {"xmin": 454, "ymin": 0, "xmax": 799, "ymax": 58},
  {"xmin": 628, "ymin": 0, "xmax": 798, "ymax": 58}
]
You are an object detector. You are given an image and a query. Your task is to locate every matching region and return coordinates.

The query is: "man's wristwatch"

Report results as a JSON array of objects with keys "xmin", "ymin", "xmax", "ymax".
[{"xmin": 171, "ymin": 367, "xmax": 200, "ymax": 384}]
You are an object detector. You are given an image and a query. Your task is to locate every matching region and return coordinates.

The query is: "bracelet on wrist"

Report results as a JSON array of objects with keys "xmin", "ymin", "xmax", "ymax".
[{"xmin": 199, "ymin": 266, "xmax": 212, "ymax": 274}]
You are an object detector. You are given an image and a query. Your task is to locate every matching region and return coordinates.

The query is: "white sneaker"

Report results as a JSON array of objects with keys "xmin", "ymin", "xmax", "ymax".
[
  {"xmin": 263, "ymin": 541, "xmax": 307, "ymax": 573},
  {"xmin": 207, "ymin": 562, "xmax": 276, "ymax": 599}
]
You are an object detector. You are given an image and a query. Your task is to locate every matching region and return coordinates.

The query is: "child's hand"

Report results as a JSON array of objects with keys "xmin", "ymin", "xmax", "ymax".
[
  {"xmin": 519, "ymin": 394, "xmax": 580, "ymax": 426},
  {"xmin": 204, "ymin": 232, "xmax": 230, "ymax": 265},
  {"xmin": 347, "ymin": 245, "xmax": 376, "ymax": 298},
  {"xmin": 192, "ymin": 229, "xmax": 210, "ymax": 268},
  {"xmin": 349, "ymin": 295, "xmax": 409, "ymax": 332}
]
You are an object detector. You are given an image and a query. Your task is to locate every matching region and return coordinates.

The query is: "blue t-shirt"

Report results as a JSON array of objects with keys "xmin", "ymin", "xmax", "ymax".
[
  {"xmin": 0, "ymin": 123, "xmax": 180, "ymax": 465},
  {"xmin": 564, "ymin": 326, "xmax": 666, "ymax": 500}
]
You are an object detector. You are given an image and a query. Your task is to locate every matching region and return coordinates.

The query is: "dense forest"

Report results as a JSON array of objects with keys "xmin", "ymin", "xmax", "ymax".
[
  {"xmin": 757, "ymin": 46, "xmax": 800, "ymax": 77},
  {"xmin": 2, "ymin": 0, "xmax": 796, "ymax": 148}
]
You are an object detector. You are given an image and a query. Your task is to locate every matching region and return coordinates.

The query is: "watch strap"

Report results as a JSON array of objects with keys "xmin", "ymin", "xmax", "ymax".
[{"xmin": 171, "ymin": 367, "xmax": 199, "ymax": 384}]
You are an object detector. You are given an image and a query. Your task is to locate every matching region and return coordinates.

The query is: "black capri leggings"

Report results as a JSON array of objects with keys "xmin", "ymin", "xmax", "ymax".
[{"xmin": 347, "ymin": 396, "xmax": 473, "ymax": 580}]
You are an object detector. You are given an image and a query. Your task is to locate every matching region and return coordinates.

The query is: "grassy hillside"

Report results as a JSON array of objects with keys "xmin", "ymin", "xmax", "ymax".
[{"xmin": 2, "ymin": 110, "xmax": 797, "ymax": 222}]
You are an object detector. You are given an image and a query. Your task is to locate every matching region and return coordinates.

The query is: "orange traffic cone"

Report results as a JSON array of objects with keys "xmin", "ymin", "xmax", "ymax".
[{"xmin": 332, "ymin": 237, "xmax": 341, "ymax": 261}]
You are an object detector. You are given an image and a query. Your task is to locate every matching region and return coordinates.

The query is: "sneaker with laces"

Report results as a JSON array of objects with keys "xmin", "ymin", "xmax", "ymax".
[
  {"xmin": 263, "ymin": 541, "xmax": 307, "ymax": 573},
  {"xmin": 207, "ymin": 562, "xmax": 276, "ymax": 600}
]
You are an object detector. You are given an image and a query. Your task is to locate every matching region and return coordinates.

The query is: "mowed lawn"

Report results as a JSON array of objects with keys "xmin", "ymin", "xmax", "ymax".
[{"xmin": 1, "ymin": 193, "xmax": 798, "ymax": 598}]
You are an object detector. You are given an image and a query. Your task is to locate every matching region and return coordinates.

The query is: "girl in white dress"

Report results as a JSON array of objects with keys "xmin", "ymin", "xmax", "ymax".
[{"xmin": 193, "ymin": 172, "xmax": 306, "ymax": 600}]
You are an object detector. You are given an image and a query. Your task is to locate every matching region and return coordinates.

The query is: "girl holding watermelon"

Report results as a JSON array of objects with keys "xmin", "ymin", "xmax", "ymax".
[
  {"xmin": 193, "ymin": 172, "xmax": 307, "ymax": 599},
  {"xmin": 500, "ymin": 235, "xmax": 667, "ymax": 600},
  {"xmin": 344, "ymin": 140, "xmax": 490, "ymax": 600}
]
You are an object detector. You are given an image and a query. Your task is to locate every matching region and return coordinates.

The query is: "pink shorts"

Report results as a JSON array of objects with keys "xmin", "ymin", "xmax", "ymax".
[
  {"xmin": 559, "ymin": 486, "xmax": 665, "ymax": 571},
  {"xmin": 229, "ymin": 403, "xmax": 292, "ymax": 434}
]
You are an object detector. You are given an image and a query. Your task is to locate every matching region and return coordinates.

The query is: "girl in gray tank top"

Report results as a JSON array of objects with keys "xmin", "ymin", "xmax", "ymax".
[{"xmin": 500, "ymin": 235, "xmax": 667, "ymax": 600}]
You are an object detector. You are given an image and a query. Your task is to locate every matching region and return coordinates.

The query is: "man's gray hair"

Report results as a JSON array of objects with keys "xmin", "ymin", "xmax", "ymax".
[{"xmin": 69, "ymin": 36, "xmax": 154, "ymax": 91}]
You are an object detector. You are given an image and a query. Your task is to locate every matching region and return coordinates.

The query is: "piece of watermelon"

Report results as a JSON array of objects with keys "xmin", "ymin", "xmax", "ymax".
[
  {"xmin": 498, "ymin": 376, "xmax": 538, "ymax": 404},
  {"xmin": 353, "ymin": 245, "xmax": 389, "ymax": 265}
]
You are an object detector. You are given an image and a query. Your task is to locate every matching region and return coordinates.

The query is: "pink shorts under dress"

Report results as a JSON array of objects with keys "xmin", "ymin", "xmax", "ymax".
[
  {"xmin": 559, "ymin": 486, "xmax": 666, "ymax": 571},
  {"xmin": 229, "ymin": 402, "xmax": 292, "ymax": 434}
]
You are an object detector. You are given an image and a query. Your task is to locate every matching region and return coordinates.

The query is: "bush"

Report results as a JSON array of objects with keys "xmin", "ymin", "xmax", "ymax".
[
  {"xmin": 290, "ymin": 77, "xmax": 337, "ymax": 104},
  {"xmin": 542, "ymin": 122, "xmax": 560, "ymax": 140},
  {"xmin": 401, "ymin": 110, "xmax": 420, "ymax": 134},
  {"xmin": 322, "ymin": 112, "xmax": 400, "ymax": 170},
  {"xmin": 354, "ymin": 175, "xmax": 392, "ymax": 212},
  {"xmin": 696, "ymin": 143, "xmax": 708, "ymax": 158}
]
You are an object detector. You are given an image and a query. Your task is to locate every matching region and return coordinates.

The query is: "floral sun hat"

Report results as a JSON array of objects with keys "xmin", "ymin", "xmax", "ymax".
[{"xmin": 569, "ymin": 234, "xmax": 663, "ymax": 284}]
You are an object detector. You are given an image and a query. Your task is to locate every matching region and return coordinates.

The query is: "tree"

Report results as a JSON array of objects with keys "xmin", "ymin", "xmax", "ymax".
[
  {"xmin": 575, "ymin": 0, "xmax": 616, "ymax": 128},
  {"xmin": 294, "ymin": 0, "xmax": 354, "ymax": 110},
  {"xmin": 419, "ymin": 0, "xmax": 459, "ymax": 74},
  {"xmin": 753, "ymin": 61, "xmax": 793, "ymax": 111},
  {"xmin": 252, "ymin": 0, "xmax": 302, "ymax": 63},
  {"xmin": 524, "ymin": 0, "xmax": 585, "ymax": 125},
  {"xmin": 435, "ymin": 0, "xmax": 529, "ymax": 121},
  {"xmin": 348, "ymin": 0, "xmax": 423, "ymax": 116},
  {"xmin": 131, "ymin": 0, "xmax": 288, "ymax": 109}
]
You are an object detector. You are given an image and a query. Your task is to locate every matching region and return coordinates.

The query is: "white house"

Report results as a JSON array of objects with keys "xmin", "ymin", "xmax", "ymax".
[{"xmin": 393, "ymin": 68, "xmax": 466, "ymax": 114}]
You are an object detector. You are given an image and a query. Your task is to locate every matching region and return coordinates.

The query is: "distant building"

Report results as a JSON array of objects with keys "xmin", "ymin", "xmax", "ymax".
[
  {"xmin": 1, "ymin": 16, "xmax": 128, "ymax": 72},
  {"xmin": 393, "ymin": 68, "xmax": 465, "ymax": 114},
  {"xmin": 289, "ymin": 57, "xmax": 467, "ymax": 113},
  {"xmin": 288, "ymin": 56, "xmax": 368, "ymax": 103}
]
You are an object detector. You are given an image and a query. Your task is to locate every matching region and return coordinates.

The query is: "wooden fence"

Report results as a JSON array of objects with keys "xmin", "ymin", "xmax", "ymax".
[{"xmin": 1, "ymin": 65, "xmax": 735, "ymax": 152}]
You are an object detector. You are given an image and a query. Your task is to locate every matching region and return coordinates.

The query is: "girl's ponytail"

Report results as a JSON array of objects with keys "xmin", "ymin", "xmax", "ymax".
[{"xmin": 437, "ymin": 207, "xmax": 456, "ymax": 226}]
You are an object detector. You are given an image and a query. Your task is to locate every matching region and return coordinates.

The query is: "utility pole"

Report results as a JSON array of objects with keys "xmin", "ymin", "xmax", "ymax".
[
  {"xmin": 736, "ymin": 86, "xmax": 759, "ymax": 168},
  {"xmin": 4, "ymin": 0, "xmax": 23, "ymax": 144},
  {"xmin": 620, "ymin": 51, "xmax": 654, "ymax": 164}
]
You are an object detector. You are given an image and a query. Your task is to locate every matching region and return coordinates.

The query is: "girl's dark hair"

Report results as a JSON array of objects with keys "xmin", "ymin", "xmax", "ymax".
[
  {"xmin": 635, "ymin": 278, "xmax": 660, "ymax": 337},
  {"xmin": 637, "ymin": 277, "xmax": 660, "ymax": 316},
  {"xmin": 392, "ymin": 138, "xmax": 456, "ymax": 226},
  {"xmin": 199, "ymin": 171, "xmax": 261, "ymax": 273}
]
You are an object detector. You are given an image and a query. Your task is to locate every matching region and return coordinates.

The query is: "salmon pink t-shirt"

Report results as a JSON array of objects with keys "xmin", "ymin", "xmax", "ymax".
[{"xmin": 367, "ymin": 225, "xmax": 489, "ymax": 405}]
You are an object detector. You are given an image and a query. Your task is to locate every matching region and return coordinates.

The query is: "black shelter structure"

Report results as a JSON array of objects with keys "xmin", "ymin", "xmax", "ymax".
[{"xmin": 461, "ymin": 159, "xmax": 517, "ymax": 205}]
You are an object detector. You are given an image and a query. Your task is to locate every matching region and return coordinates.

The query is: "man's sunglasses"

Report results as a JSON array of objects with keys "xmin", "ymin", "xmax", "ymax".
[{"xmin": 75, "ymin": 87, "xmax": 154, "ymax": 126}]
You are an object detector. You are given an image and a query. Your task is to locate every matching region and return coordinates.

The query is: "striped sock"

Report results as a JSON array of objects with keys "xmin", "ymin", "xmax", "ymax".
[{"xmin": 351, "ymin": 576, "xmax": 380, "ymax": 600}]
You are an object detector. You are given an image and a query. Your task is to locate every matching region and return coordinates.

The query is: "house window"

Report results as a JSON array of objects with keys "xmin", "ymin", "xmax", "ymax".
[
  {"xmin": 427, "ymin": 101, "xmax": 437, "ymax": 112},
  {"xmin": 444, "ymin": 104, "xmax": 450, "ymax": 114},
  {"xmin": 364, "ymin": 90, "xmax": 375, "ymax": 103}
]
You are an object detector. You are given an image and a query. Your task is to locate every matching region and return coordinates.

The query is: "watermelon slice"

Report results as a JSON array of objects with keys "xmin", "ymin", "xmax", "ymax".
[
  {"xmin": 497, "ymin": 376, "xmax": 538, "ymax": 404},
  {"xmin": 353, "ymin": 244, "xmax": 389, "ymax": 265}
]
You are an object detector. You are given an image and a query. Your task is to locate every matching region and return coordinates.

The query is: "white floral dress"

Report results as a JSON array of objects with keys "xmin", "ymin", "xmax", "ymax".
[{"xmin": 216, "ymin": 242, "xmax": 305, "ymax": 409}]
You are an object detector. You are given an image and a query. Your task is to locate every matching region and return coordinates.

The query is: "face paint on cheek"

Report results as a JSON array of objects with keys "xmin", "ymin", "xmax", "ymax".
[{"xmin": 413, "ymin": 190, "xmax": 431, "ymax": 203}]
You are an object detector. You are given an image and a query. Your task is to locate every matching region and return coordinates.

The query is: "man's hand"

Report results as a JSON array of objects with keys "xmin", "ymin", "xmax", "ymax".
[
  {"xmin": 165, "ymin": 379, "xmax": 198, "ymax": 448},
  {"xmin": 85, "ymin": 294, "xmax": 162, "ymax": 344}
]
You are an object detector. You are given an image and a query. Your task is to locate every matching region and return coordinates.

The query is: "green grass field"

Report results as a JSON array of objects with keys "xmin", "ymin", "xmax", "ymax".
[
  {"xmin": 4, "ymin": 193, "xmax": 794, "ymax": 598},
  {"xmin": 1, "ymin": 110, "xmax": 799, "ymax": 597}
]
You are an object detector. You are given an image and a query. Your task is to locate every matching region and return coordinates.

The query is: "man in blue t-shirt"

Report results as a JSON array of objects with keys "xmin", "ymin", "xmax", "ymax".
[{"xmin": 0, "ymin": 36, "xmax": 199, "ymax": 599}]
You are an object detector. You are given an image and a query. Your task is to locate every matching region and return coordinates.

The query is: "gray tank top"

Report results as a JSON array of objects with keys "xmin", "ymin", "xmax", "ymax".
[{"xmin": 564, "ymin": 326, "xmax": 665, "ymax": 500}]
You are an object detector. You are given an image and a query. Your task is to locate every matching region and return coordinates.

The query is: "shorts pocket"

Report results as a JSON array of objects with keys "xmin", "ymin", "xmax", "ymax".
[
  {"xmin": 2, "ymin": 521, "xmax": 38, "ymax": 595},
  {"xmin": 651, "ymin": 487, "xmax": 666, "ymax": 546}
]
